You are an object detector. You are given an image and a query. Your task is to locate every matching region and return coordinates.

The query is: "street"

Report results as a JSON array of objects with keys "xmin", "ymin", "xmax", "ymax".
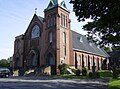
[{"xmin": 0, "ymin": 76, "xmax": 108, "ymax": 89}]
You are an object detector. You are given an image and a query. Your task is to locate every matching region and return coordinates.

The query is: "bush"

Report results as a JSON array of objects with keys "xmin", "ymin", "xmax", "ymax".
[
  {"xmin": 88, "ymin": 71, "xmax": 100, "ymax": 78},
  {"xmin": 89, "ymin": 72, "xmax": 93, "ymax": 78},
  {"xmin": 95, "ymin": 72, "xmax": 100, "ymax": 78},
  {"xmin": 76, "ymin": 69, "xmax": 81, "ymax": 76},
  {"xmin": 118, "ymin": 68, "xmax": 120, "ymax": 74},
  {"xmin": 58, "ymin": 63, "xmax": 68, "ymax": 74},
  {"xmin": 112, "ymin": 69, "xmax": 119, "ymax": 79},
  {"xmin": 82, "ymin": 67, "xmax": 87, "ymax": 76}
]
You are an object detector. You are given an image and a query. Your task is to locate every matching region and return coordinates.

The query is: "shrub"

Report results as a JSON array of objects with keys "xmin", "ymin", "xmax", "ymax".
[
  {"xmin": 88, "ymin": 72, "xmax": 93, "ymax": 78},
  {"xmin": 95, "ymin": 72, "xmax": 100, "ymax": 78},
  {"xmin": 82, "ymin": 67, "xmax": 87, "ymax": 76},
  {"xmin": 112, "ymin": 69, "xmax": 119, "ymax": 79},
  {"xmin": 58, "ymin": 63, "xmax": 68, "ymax": 74},
  {"xmin": 76, "ymin": 69, "xmax": 81, "ymax": 76},
  {"xmin": 88, "ymin": 71, "xmax": 100, "ymax": 78},
  {"xmin": 118, "ymin": 68, "xmax": 120, "ymax": 74}
]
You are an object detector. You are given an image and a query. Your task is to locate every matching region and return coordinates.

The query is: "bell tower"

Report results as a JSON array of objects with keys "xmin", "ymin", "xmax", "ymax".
[{"xmin": 44, "ymin": 0, "xmax": 71, "ymax": 68}]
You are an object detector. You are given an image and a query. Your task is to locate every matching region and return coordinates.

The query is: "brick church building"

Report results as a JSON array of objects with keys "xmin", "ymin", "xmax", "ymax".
[{"xmin": 13, "ymin": 0, "xmax": 109, "ymax": 75}]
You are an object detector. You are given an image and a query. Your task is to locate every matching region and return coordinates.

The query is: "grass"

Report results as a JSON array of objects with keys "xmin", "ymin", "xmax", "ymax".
[
  {"xmin": 98, "ymin": 70, "xmax": 112, "ymax": 78},
  {"xmin": 108, "ymin": 78, "xmax": 120, "ymax": 89},
  {"xmin": 60, "ymin": 74, "xmax": 88, "ymax": 79},
  {"xmin": 57, "ymin": 70, "xmax": 113, "ymax": 79}
]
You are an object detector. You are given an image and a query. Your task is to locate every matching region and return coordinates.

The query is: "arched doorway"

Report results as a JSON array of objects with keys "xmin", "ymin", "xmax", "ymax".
[
  {"xmin": 15, "ymin": 57, "xmax": 20, "ymax": 68},
  {"xmin": 47, "ymin": 53, "xmax": 56, "ymax": 75},
  {"xmin": 30, "ymin": 50, "xmax": 38, "ymax": 67}
]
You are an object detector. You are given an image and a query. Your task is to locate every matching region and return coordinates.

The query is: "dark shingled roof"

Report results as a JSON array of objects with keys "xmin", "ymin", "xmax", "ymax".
[{"xmin": 71, "ymin": 30, "xmax": 109, "ymax": 57}]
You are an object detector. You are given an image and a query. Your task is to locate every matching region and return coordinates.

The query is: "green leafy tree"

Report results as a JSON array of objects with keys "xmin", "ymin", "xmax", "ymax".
[
  {"xmin": 70, "ymin": 0, "xmax": 120, "ymax": 46},
  {"xmin": 0, "ymin": 59, "xmax": 10, "ymax": 68}
]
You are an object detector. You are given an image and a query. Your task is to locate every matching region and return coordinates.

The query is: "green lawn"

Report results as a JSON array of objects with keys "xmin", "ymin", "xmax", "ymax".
[
  {"xmin": 59, "ymin": 70, "xmax": 113, "ymax": 79},
  {"xmin": 60, "ymin": 74, "xmax": 88, "ymax": 79},
  {"xmin": 108, "ymin": 78, "xmax": 120, "ymax": 89},
  {"xmin": 98, "ymin": 70, "xmax": 112, "ymax": 78}
]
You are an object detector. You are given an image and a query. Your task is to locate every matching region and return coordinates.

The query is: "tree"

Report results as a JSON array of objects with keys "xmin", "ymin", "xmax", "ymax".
[
  {"xmin": 0, "ymin": 59, "xmax": 10, "ymax": 68},
  {"xmin": 70, "ymin": 0, "xmax": 120, "ymax": 46}
]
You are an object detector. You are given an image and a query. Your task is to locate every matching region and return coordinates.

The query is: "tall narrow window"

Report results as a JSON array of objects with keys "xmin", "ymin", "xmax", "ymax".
[
  {"xmin": 49, "ymin": 32, "xmax": 52, "ymax": 44},
  {"xmin": 48, "ymin": 16, "xmax": 50, "ymax": 27},
  {"xmin": 77, "ymin": 56, "xmax": 81, "ymax": 66},
  {"xmin": 63, "ymin": 32, "xmax": 66, "ymax": 45},
  {"xmin": 50, "ymin": 15, "xmax": 52, "ymax": 26},
  {"xmin": 66, "ymin": 16, "xmax": 68, "ymax": 28},
  {"xmin": 63, "ymin": 32, "xmax": 66, "ymax": 56},
  {"xmin": 90, "ymin": 57, "xmax": 93, "ymax": 66},
  {"xmin": 63, "ymin": 46, "xmax": 66, "ymax": 56},
  {"xmin": 63, "ymin": 14, "xmax": 65, "ymax": 27},
  {"xmin": 61, "ymin": 13, "xmax": 63, "ymax": 26},
  {"xmin": 84, "ymin": 56, "xmax": 87, "ymax": 66},
  {"xmin": 53, "ymin": 14, "xmax": 56, "ymax": 25}
]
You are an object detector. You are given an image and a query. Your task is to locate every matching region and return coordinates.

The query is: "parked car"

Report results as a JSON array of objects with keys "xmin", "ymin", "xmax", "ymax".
[{"xmin": 0, "ymin": 68, "xmax": 10, "ymax": 78}]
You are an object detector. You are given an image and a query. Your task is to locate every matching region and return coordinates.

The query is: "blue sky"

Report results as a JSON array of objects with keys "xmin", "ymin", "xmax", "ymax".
[{"xmin": 0, "ymin": 0, "xmax": 88, "ymax": 59}]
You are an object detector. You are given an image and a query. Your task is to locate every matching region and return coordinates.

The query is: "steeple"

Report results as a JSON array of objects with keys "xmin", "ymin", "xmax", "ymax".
[{"xmin": 44, "ymin": 0, "xmax": 69, "ymax": 12}]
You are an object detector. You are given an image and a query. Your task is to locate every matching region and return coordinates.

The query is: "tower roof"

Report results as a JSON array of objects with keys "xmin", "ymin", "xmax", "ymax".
[{"xmin": 44, "ymin": 0, "xmax": 69, "ymax": 12}]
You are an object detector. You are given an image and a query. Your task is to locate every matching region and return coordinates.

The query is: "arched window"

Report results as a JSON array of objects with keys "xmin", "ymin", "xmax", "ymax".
[
  {"xmin": 31, "ymin": 25, "xmax": 40, "ymax": 38},
  {"xmin": 49, "ymin": 32, "xmax": 52, "ymax": 44}
]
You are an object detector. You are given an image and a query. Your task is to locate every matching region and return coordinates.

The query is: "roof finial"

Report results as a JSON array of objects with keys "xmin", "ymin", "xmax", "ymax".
[{"xmin": 35, "ymin": 8, "xmax": 37, "ymax": 14}]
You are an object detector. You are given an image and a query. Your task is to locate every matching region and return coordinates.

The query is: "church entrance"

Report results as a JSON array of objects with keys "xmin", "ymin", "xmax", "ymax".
[
  {"xmin": 47, "ymin": 53, "xmax": 56, "ymax": 75},
  {"xmin": 30, "ymin": 50, "xmax": 38, "ymax": 67}
]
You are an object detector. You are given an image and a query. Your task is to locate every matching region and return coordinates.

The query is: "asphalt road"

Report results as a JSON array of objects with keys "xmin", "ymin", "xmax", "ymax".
[{"xmin": 0, "ymin": 76, "xmax": 109, "ymax": 89}]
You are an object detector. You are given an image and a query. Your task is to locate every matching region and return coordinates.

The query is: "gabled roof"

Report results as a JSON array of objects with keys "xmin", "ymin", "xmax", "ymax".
[
  {"xmin": 71, "ymin": 30, "xmax": 109, "ymax": 57},
  {"xmin": 44, "ymin": 0, "xmax": 69, "ymax": 12},
  {"xmin": 37, "ymin": 15, "xmax": 44, "ymax": 24},
  {"xmin": 24, "ymin": 14, "xmax": 44, "ymax": 35}
]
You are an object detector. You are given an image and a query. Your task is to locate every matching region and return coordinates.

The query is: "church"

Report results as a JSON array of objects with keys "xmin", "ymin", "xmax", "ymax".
[{"xmin": 13, "ymin": 0, "xmax": 109, "ymax": 75}]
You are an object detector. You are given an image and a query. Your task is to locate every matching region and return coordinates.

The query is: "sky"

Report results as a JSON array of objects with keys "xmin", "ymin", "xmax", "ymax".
[{"xmin": 0, "ymin": 0, "xmax": 88, "ymax": 59}]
